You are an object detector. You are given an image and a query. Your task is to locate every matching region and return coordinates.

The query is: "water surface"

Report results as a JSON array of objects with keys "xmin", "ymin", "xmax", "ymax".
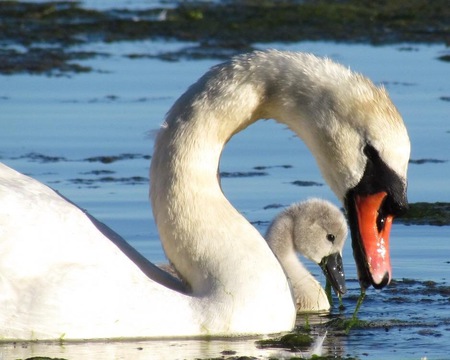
[{"xmin": 0, "ymin": 22, "xmax": 449, "ymax": 360}]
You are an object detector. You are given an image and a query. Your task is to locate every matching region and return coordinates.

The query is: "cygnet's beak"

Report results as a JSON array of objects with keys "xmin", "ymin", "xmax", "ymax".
[{"xmin": 320, "ymin": 252, "xmax": 347, "ymax": 295}]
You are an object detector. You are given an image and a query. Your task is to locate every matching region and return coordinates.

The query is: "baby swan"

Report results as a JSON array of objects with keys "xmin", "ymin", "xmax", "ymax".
[{"xmin": 266, "ymin": 199, "xmax": 348, "ymax": 312}]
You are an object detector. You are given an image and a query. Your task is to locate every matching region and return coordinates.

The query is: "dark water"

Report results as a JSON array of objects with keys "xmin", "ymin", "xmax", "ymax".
[{"xmin": 0, "ymin": 3, "xmax": 449, "ymax": 357}]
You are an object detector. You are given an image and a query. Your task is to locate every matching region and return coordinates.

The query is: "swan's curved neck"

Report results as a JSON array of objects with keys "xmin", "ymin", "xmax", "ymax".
[
  {"xmin": 150, "ymin": 83, "xmax": 268, "ymax": 294},
  {"xmin": 150, "ymin": 51, "xmax": 371, "ymax": 296}
]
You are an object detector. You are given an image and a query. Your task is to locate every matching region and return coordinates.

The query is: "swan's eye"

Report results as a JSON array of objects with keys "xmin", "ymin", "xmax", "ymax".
[
  {"xmin": 376, "ymin": 204, "xmax": 387, "ymax": 232},
  {"xmin": 326, "ymin": 234, "xmax": 335, "ymax": 243},
  {"xmin": 376, "ymin": 212, "xmax": 386, "ymax": 232}
]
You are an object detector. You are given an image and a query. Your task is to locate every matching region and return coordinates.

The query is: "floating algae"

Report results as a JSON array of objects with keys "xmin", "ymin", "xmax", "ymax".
[
  {"xmin": 257, "ymin": 332, "xmax": 313, "ymax": 350},
  {"xmin": 1, "ymin": 0, "xmax": 449, "ymax": 74}
]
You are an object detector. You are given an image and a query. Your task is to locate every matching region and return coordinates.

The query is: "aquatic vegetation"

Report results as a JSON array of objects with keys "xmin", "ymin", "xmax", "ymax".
[
  {"xmin": 410, "ymin": 158, "xmax": 447, "ymax": 164},
  {"xmin": 69, "ymin": 176, "xmax": 148, "ymax": 186},
  {"xmin": 344, "ymin": 289, "xmax": 366, "ymax": 333},
  {"xmin": 0, "ymin": 48, "xmax": 94, "ymax": 76},
  {"xmin": 325, "ymin": 279, "xmax": 345, "ymax": 310},
  {"xmin": 220, "ymin": 171, "xmax": 267, "ymax": 178},
  {"xmin": 22, "ymin": 357, "xmax": 68, "ymax": 360},
  {"xmin": 253, "ymin": 165, "xmax": 293, "ymax": 170},
  {"xmin": 398, "ymin": 202, "xmax": 450, "ymax": 226},
  {"xmin": 85, "ymin": 153, "xmax": 151, "ymax": 164},
  {"xmin": 263, "ymin": 203, "xmax": 285, "ymax": 210},
  {"xmin": 13, "ymin": 152, "xmax": 67, "ymax": 163},
  {"xmin": 438, "ymin": 54, "xmax": 450, "ymax": 62},
  {"xmin": 256, "ymin": 332, "xmax": 314, "ymax": 350},
  {"xmin": 291, "ymin": 180, "xmax": 324, "ymax": 187},
  {"xmin": 0, "ymin": 0, "xmax": 448, "ymax": 74}
]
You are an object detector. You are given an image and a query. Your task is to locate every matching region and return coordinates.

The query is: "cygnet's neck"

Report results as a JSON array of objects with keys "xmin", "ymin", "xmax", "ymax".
[
  {"xmin": 265, "ymin": 210, "xmax": 329, "ymax": 311},
  {"xmin": 279, "ymin": 253, "xmax": 329, "ymax": 312}
]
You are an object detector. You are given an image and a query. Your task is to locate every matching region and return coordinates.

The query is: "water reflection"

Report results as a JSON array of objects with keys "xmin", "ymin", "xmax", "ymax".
[{"xmin": 0, "ymin": 333, "xmax": 327, "ymax": 359}]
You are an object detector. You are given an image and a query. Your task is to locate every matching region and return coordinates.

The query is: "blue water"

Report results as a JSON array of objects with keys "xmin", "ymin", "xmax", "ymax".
[{"xmin": 0, "ymin": 13, "xmax": 449, "ymax": 359}]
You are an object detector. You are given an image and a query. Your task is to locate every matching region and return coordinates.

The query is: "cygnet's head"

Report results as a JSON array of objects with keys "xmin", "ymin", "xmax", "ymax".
[
  {"xmin": 266, "ymin": 198, "xmax": 348, "ymax": 296},
  {"xmin": 287, "ymin": 198, "xmax": 347, "ymax": 264}
]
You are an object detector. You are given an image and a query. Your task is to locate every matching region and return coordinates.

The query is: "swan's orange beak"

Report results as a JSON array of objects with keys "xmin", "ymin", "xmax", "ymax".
[
  {"xmin": 347, "ymin": 144, "xmax": 408, "ymax": 290},
  {"xmin": 354, "ymin": 192, "xmax": 393, "ymax": 289}
]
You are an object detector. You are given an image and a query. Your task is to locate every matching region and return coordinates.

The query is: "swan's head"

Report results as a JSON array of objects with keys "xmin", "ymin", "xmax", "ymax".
[
  {"xmin": 285, "ymin": 61, "xmax": 410, "ymax": 290},
  {"xmin": 289, "ymin": 199, "xmax": 348, "ymax": 296},
  {"xmin": 344, "ymin": 142, "xmax": 409, "ymax": 291},
  {"xmin": 340, "ymin": 89, "xmax": 409, "ymax": 291}
]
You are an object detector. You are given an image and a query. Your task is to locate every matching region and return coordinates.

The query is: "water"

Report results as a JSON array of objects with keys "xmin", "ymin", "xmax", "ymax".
[{"xmin": 1, "ymin": 13, "xmax": 449, "ymax": 359}]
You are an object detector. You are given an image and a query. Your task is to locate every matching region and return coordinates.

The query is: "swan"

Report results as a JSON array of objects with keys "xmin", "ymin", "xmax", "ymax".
[
  {"xmin": 265, "ymin": 198, "xmax": 348, "ymax": 312},
  {"xmin": 0, "ymin": 50, "xmax": 410, "ymax": 340}
]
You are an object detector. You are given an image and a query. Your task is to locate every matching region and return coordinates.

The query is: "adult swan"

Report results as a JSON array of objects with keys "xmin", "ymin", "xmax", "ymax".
[{"xmin": 0, "ymin": 50, "xmax": 410, "ymax": 340}]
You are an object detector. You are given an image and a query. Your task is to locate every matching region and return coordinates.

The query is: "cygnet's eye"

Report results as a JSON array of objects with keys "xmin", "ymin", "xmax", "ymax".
[{"xmin": 326, "ymin": 234, "xmax": 335, "ymax": 243}]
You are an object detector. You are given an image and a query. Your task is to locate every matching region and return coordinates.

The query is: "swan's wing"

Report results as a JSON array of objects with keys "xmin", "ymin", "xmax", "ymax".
[
  {"xmin": 85, "ymin": 212, "xmax": 187, "ymax": 293},
  {"xmin": 0, "ymin": 162, "xmax": 197, "ymax": 339}
]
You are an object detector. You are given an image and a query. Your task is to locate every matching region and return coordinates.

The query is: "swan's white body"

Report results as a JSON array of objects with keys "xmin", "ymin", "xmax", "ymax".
[
  {"xmin": 0, "ymin": 164, "xmax": 197, "ymax": 339},
  {"xmin": 0, "ymin": 50, "xmax": 410, "ymax": 340},
  {"xmin": 265, "ymin": 199, "xmax": 347, "ymax": 312}
]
